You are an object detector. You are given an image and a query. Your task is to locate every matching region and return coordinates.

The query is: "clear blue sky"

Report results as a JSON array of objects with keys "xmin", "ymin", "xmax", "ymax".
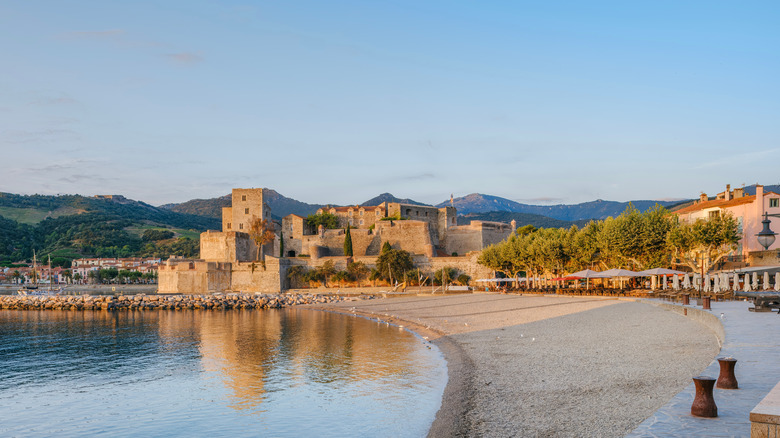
[{"xmin": 1, "ymin": 1, "xmax": 778, "ymax": 206}]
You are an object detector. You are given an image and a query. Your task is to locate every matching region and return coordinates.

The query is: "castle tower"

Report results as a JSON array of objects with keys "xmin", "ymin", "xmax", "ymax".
[{"xmin": 221, "ymin": 188, "xmax": 269, "ymax": 233}]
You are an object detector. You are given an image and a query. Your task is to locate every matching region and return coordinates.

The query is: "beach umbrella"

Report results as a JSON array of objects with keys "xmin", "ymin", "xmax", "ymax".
[
  {"xmin": 713, "ymin": 275, "xmax": 720, "ymax": 293},
  {"xmin": 693, "ymin": 273, "xmax": 701, "ymax": 291},
  {"xmin": 651, "ymin": 275, "xmax": 657, "ymax": 290},
  {"xmin": 703, "ymin": 274, "xmax": 711, "ymax": 292},
  {"xmin": 775, "ymin": 273, "xmax": 780, "ymax": 292},
  {"xmin": 673, "ymin": 274, "xmax": 680, "ymax": 290},
  {"xmin": 763, "ymin": 272, "xmax": 770, "ymax": 291},
  {"xmin": 682, "ymin": 274, "xmax": 691, "ymax": 289},
  {"xmin": 752, "ymin": 272, "xmax": 759, "ymax": 290},
  {"xmin": 744, "ymin": 274, "xmax": 753, "ymax": 292},
  {"xmin": 721, "ymin": 273, "xmax": 729, "ymax": 290},
  {"xmin": 732, "ymin": 273, "xmax": 740, "ymax": 292}
]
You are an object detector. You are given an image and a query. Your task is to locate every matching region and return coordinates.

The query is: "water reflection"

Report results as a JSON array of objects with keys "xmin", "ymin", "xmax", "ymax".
[{"xmin": 0, "ymin": 309, "xmax": 446, "ymax": 437}]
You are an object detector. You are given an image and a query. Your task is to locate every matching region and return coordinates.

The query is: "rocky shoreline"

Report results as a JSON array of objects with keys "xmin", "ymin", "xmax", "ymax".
[{"xmin": 0, "ymin": 293, "xmax": 371, "ymax": 311}]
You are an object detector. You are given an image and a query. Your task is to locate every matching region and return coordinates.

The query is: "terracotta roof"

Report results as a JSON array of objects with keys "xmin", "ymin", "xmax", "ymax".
[
  {"xmin": 284, "ymin": 214, "xmax": 305, "ymax": 219},
  {"xmin": 673, "ymin": 192, "xmax": 779, "ymax": 214}
]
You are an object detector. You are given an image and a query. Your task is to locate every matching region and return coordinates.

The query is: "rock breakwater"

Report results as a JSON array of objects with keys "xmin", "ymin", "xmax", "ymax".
[{"xmin": 0, "ymin": 293, "xmax": 369, "ymax": 311}]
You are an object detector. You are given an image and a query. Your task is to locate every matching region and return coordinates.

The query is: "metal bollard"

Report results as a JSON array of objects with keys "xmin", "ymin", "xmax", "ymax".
[
  {"xmin": 716, "ymin": 357, "xmax": 738, "ymax": 389},
  {"xmin": 702, "ymin": 296, "xmax": 711, "ymax": 310},
  {"xmin": 691, "ymin": 376, "xmax": 718, "ymax": 417}
]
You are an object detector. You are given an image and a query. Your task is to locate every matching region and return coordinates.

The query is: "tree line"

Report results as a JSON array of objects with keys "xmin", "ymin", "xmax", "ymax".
[{"xmin": 478, "ymin": 204, "xmax": 739, "ymax": 280}]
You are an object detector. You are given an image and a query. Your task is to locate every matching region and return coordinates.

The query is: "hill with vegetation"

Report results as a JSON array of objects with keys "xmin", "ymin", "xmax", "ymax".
[
  {"xmin": 439, "ymin": 193, "xmax": 685, "ymax": 221},
  {"xmin": 0, "ymin": 193, "xmax": 218, "ymax": 266},
  {"xmin": 161, "ymin": 189, "xmax": 323, "ymax": 219},
  {"xmin": 360, "ymin": 193, "xmax": 428, "ymax": 207}
]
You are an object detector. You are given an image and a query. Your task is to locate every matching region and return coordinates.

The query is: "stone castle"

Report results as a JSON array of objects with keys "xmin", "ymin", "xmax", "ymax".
[{"xmin": 159, "ymin": 188, "xmax": 514, "ymax": 294}]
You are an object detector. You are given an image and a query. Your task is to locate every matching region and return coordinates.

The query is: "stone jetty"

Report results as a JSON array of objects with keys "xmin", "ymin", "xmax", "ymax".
[{"xmin": 0, "ymin": 293, "xmax": 369, "ymax": 311}]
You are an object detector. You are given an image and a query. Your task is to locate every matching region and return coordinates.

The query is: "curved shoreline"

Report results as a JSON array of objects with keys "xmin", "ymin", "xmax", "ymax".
[
  {"xmin": 313, "ymin": 294, "xmax": 721, "ymax": 437},
  {"xmin": 307, "ymin": 305, "xmax": 475, "ymax": 437}
]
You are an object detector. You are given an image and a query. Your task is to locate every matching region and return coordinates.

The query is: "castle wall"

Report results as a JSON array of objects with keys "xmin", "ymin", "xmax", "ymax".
[
  {"xmin": 301, "ymin": 229, "xmax": 379, "ymax": 257},
  {"xmin": 375, "ymin": 220, "xmax": 434, "ymax": 256},
  {"xmin": 230, "ymin": 258, "xmax": 283, "ymax": 293},
  {"xmin": 158, "ymin": 261, "xmax": 231, "ymax": 294},
  {"xmin": 443, "ymin": 221, "xmax": 512, "ymax": 256},
  {"xmin": 229, "ymin": 188, "xmax": 267, "ymax": 233},
  {"xmin": 413, "ymin": 253, "xmax": 494, "ymax": 283},
  {"xmin": 201, "ymin": 230, "xmax": 259, "ymax": 262}
]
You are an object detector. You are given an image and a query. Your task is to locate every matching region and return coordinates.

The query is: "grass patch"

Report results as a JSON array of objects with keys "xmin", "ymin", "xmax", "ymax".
[
  {"xmin": 125, "ymin": 225, "xmax": 201, "ymax": 240},
  {"xmin": 0, "ymin": 206, "xmax": 83, "ymax": 224}
]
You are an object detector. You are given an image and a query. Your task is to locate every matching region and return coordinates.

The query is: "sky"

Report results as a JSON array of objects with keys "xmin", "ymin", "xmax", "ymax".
[{"xmin": 1, "ymin": 1, "xmax": 778, "ymax": 207}]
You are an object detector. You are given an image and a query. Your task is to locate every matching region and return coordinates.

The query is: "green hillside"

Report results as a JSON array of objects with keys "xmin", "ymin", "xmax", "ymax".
[{"xmin": 0, "ymin": 193, "xmax": 219, "ymax": 265}]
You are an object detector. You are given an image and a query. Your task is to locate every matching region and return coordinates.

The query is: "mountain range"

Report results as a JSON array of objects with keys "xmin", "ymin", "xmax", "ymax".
[{"xmin": 438, "ymin": 193, "xmax": 686, "ymax": 221}]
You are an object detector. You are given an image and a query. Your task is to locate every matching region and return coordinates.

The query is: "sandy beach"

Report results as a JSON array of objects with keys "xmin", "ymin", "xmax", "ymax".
[{"xmin": 319, "ymin": 294, "xmax": 720, "ymax": 437}]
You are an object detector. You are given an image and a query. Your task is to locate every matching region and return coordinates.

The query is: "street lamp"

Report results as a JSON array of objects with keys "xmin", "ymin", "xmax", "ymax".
[{"xmin": 756, "ymin": 212, "xmax": 778, "ymax": 250}]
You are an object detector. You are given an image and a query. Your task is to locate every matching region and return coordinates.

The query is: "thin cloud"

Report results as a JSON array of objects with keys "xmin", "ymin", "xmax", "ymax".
[
  {"xmin": 2, "ymin": 128, "xmax": 80, "ymax": 144},
  {"xmin": 165, "ymin": 52, "xmax": 204, "ymax": 65}
]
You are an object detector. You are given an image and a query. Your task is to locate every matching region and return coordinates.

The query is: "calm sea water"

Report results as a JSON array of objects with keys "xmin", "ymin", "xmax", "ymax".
[{"xmin": 0, "ymin": 309, "xmax": 447, "ymax": 437}]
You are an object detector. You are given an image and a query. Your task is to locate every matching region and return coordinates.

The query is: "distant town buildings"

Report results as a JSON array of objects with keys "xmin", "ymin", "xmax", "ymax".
[{"xmin": 1, "ymin": 257, "xmax": 161, "ymax": 284}]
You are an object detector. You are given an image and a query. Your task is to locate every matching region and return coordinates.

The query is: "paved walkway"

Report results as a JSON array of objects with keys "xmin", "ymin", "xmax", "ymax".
[{"xmin": 629, "ymin": 300, "xmax": 780, "ymax": 437}]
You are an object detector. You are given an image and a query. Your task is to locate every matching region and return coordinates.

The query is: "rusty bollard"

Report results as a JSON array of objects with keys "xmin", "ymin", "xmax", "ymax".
[
  {"xmin": 702, "ymin": 296, "xmax": 711, "ymax": 310},
  {"xmin": 682, "ymin": 294, "xmax": 690, "ymax": 305},
  {"xmin": 716, "ymin": 357, "xmax": 738, "ymax": 389},
  {"xmin": 691, "ymin": 376, "xmax": 718, "ymax": 417}
]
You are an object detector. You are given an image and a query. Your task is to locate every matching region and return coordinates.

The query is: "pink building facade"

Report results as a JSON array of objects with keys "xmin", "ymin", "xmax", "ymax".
[{"xmin": 675, "ymin": 184, "xmax": 780, "ymax": 256}]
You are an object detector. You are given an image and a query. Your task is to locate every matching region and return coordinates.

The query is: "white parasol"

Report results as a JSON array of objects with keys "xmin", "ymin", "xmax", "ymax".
[
  {"xmin": 703, "ymin": 274, "xmax": 711, "ymax": 292},
  {"xmin": 682, "ymin": 273, "xmax": 691, "ymax": 289},
  {"xmin": 673, "ymin": 274, "xmax": 680, "ymax": 290},
  {"xmin": 752, "ymin": 272, "xmax": 759, "ymax": 290},
  {"xmin": 763, "ymin": 272, "xmax": 770, "ymax": 291},
  {"xmin": 732, "ymin": 272, "xmax": 740, "ymax": 292},
  {"xmin": 744, "ymin": 274, "xmax": 753, "ymax": 292}
]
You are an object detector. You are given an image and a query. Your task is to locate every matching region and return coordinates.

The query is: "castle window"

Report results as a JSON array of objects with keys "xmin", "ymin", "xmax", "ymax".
[
  {"xmin": 360, "ymin": 219, "xmax": 364, "ymax": 225},
  {"xmin": 242, "ymin": 195, "xmax": 246, "ymax": 201},
  {"xmin": 416, "ymin": 211, "xmax": 419, "ymax": 216},
  {"xmin": 452, "ymin": 217, "xmax": 456, "ymax": 224},
  {"xmin": 245, "ymin": 208, "xmax": 249, "ymax": 214},
  {"xmin": 239, "ymin": 223, "xmax": 244, "ymax": 230},
  {"xmin": 227, "ymin": 223, "xmax": 232, "ymax": 229},
  {"xmin": 406, "ymin": 209, "xmax": 411, "ymax": 216},
  {"xmin": 425, "ymin": 212, "xmax": 428, "ymax": 217},
  {"xmin": 771, "ymin": 198, "xmax": 779, "ymax": 208}
]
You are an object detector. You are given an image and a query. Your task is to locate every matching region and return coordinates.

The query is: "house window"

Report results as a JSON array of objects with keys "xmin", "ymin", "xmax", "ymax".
[
  {"xmin": 771, "ymin": 198, "xmax": 779, "ymax": 208},
  {"xmin": 359, "ymin": 210, "xmax": 363, "ymax": 216},
  {"xmin": 239, "ymin": 223, "xmax": 243, "ymax": 230},
  {"xmin": 227, "ymin": 223, "xmax": 232, "ymax": 230},
  {"xmin": 349, "ymin": 219, "xmax": 353, "ymax": 226},
  {"xmin": 242, "ymin": 195, "xmax": 246, "ymax": 201},
  {"xmin": 708, "ymin": 211, "xmax": 720, "ymax": 219},
  {"xmin": 245, "ymin": 208, "xmax": 249, "ymax": 214},
  {"xmin": 360, "ymin": 219, "xmax": 364, "ymax": 225},
  {"xmin": 349, "ymin": 210, "xmax": 353, "ymax": 216},
  {"xmin": 376, "ymin": 210, "xmax": 380, "ymax": 217}
]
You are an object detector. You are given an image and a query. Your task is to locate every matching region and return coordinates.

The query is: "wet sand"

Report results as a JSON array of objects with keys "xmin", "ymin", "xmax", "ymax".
[{"xmin": 318, "ymin": 294, "xmax": 719, "ymax": 437}]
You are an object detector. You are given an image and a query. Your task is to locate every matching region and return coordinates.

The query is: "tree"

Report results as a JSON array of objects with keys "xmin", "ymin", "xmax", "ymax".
[
  {"xmin": 248, "ymin": 216, "xmax": 275, "ymax": 262},
  {"xmin": 286, "ymin": 265, "xmax": 307, "ymax": 288},
  {"xmin": 12, "ymin": 270, "xmax": 21, "ymax": 284},
  {"xmin": 667, "ymin": 213, "xmax": 739, "ymax": 273},
  {"xmin": 332, "ymin": 270, "xmax": 353, "ymax": 287},
  {"xmin": 343, "ymin": 225, "xmax": 353, "ymax": 257},
  {"xmin": 318, "ymin": 260, "xmax": 337, "ymax": 287},
  {"xmin": 73, "ymin": 272, "xmax": 82, "ymax": 284},
  {"xmin": 457, "ymin": 273, "xmax": 471, "ymax": 286},
  {"xmin": 516, "ymin": 224, "xmax": 537, "ymax": 236},
  {"xmin": 434, "ymin": 267, "xmax": 458, "ymax": 285},
  {"xmin": 347, "ymin": 261, "xmax": 369, "ymax": 286},
  {"xmin": 306, "ymin": 212, "xmax": 340, "ymax": 230},
  {"xmin": 62, "ymin": 269, "xmax": 72, "ymax": 284},
  {"xmin": 381, "ymin": 241, "xmax": 392, "ymax": 254},
  {"xmin": 376, "ymin": 248, "xmax": 414, "ymax": 284}
]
